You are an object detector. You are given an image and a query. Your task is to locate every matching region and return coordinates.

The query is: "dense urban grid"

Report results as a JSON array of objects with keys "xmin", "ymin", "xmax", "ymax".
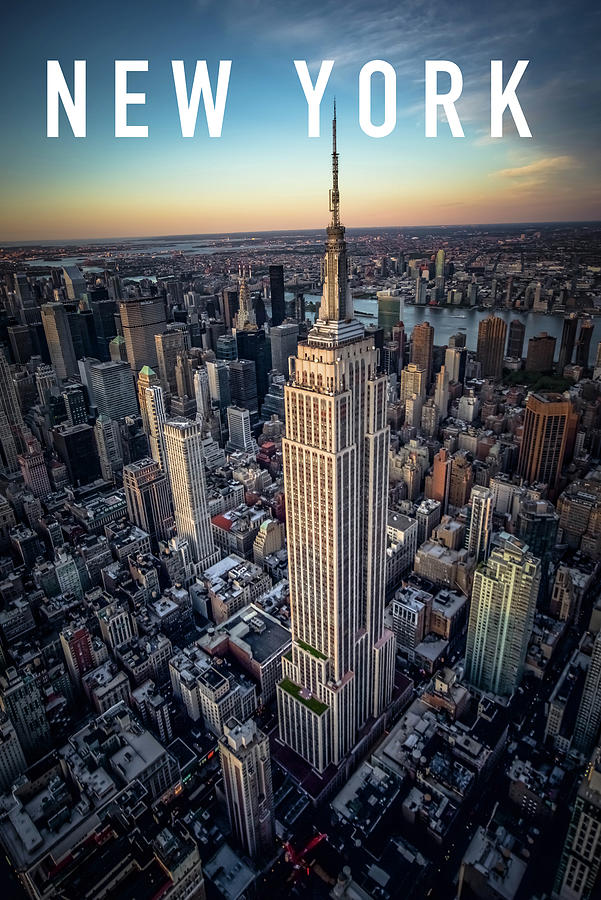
[{"xmin": 0, "ymin": 115, "xmax": 600, "ymax": 900}]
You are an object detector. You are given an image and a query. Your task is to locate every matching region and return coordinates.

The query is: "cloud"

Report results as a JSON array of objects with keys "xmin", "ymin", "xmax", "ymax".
[{"xmin": 493, "ymin": 156, "xmax": 576, "ymax": 178}]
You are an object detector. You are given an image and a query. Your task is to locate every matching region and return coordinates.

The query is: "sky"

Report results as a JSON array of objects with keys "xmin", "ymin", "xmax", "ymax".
[{"xmin": 1, "ymin": 0, "xmax": 600, "ymax": 241}]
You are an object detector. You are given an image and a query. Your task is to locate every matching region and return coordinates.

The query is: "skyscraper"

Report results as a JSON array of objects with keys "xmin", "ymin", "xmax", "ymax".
[
  {"xmin": 400, "ymin": 363, "xmax": 426, "ymax": 402},
  {"xmin": 52, "ymin": 423, "xmax": 101, "ymax": 486},
  {"xmin": 206, "ymin": 360, "xmax": 231, "ymax": 413},
  {"xmin": 0, "ymin": 349, "xmax": 24, "ymax": 472},
  {"xmin": 411, "ymin": 321, "xmax": 434, "ymax": 385},
  {"xmin": 88, "ymin": 360, "xmax": 138, "ymax": 419},
  {"xmin": 18, "ymin": 435, "xmax": 51, "ymax": 498},
  {"xmin": 444, "ymin": 346, "xmax": 466, "ymax": 384},
  {"xmin": 434, "ymin": 365, "xmax": 449, "ymax": 418},
  {"xmin": 427, "ymin": 448, "xmax": 451, "ymax": 512},
  {"xmin": 137, "ymin": 365, "xmax": 160, "ymax": 431},
  {"xmin": 41, "ymin": 302, "xmax": 78, "ymax": 379},
  {"xmin": 554, "ymin": 745, "xmax": 601, "ymax": 900},
  {"xmin": 123, "ymin": 457, "xmax": 174, "ymax": 546},
  {"xmin": 435, "ymin": 248, "xmax": 445, "ymax": 300},
  {"xmin": 94, "ymin": 415, "xmax": 123, "ymax": 482},
  {"xmin": 465, "ymin": 485, "xmax": 493, "ymax": 563},
  {"xmin": 155, "ymin": 327, "xmax": 189, "ymax": 395},
  {"xmin": 62, "ymin": 265, "xmax": 86, "ymax": 300},
  {"xmin": 465, "ymin": 534, "xmax": 540, "ymax": 697},
  {"xmin": 517, "ymin": 392, "xmax": 576, "ymax": 492},
  {"xmin": 143, "ymin": 384, "xmax": 168, "ymax": 473},
  {"xmin": 557, "ymin": 313, "xmax": 578, "ymax": 372},
  {"xmin": 506, "ymin": 319, "xmax": 525, "ymax": 360},
  {"xmin": 277, "ymin": 108, "xmax": 395, "ymax": 774},
  {"xmin": 219, "ymin": 717, "xmax": 274, "ymax": 860},
  {"xmin": 226, "ymin": 406, "xmax": 255, "ymax": 452},
  {"xmin": 575, "ymin": 319, "xmax": 594, "ymax": 369},
  {"xmin": 0, "ymin": 669, "xmax": 50, "ymax": 762},
  {"xmin": 525, "ymin": 332, "xmax": 556, "ymax": 372},
  {"xmin": 476, "ymin": 315, "xmax": 507, "ymax": 380},
  {"xmin": 269, "ymin": 264, "xmax": 286, "ymax": 327},
  {"xmin": 270, "ymin": 323, "xmax": 299, "ymax": 377},
  {"xmin": 119, "ymin": 298, "xmax": 166, "ymax": 373},
  {"xmin": 228, "ymin": 359, "xmax": 259, "ymax": 418},
  {"xmin": 448, "ymin": 452, "xmax": 473, "ymax": 509},
  {"xmin": 572, "ymin": 631, "xmax": 601, "ymax": 756},
  {"xmin": 163, "ymin": 418, "xmax": 219, "ymax": 571}
]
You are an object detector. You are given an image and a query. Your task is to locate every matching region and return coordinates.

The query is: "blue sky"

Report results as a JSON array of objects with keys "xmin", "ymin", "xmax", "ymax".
[{"xmin": 1, "ymin": 0, "xmax": 600, "ymax": 240}]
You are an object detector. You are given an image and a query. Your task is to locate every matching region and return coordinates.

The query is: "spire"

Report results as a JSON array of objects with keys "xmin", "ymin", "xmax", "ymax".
[{"xmin": 329, "ymin": 100, "xmax": 340, "ymax": 227}]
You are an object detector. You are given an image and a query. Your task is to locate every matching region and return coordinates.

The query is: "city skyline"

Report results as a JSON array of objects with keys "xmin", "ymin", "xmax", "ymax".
[{"xmin": 2, "ymin": 0, "xmax": 600, "ymax": 241}]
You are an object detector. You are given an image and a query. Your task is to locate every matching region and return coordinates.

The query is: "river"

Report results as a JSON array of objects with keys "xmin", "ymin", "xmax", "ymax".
[{"xmin": 296, "ymin": 294, "xmax": 601, "ymax": 361}]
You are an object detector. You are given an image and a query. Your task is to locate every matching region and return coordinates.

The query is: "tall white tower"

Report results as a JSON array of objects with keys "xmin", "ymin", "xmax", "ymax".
[
  {"xmin": 277, "ymin": 106, "xmax": 395, "ymax": 773},
  {"xmin": 144, "ymin": 384, "xmax": 168, "ymax": 473},
  {"xmin": 163, "ymin": 418, "xmax": 219, "ymax": 573}
]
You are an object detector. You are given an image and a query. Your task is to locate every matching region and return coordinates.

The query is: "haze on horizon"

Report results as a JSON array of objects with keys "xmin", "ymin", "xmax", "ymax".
[{"xmin": 1, "ymin": 0, "xmax": 599, "ymax": 243}]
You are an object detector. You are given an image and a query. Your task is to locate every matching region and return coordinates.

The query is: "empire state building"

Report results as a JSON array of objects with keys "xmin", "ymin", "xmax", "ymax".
[{"xmin": 277, "ymin": 108, "xmax": 395, "ymax": 773}]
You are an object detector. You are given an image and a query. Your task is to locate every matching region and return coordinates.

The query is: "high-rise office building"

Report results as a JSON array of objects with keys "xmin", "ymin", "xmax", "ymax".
[
  {"xmin": 123, "ymin": 457, "xmax": 174, "ymax": 546},
  {"xmin": 94, "ymin": 415, "xmax": 123, "ymax": 482},
  {"xmin": 0, "ymin": 350, "xmax": 24, "ymax": 472},
  {"xmin": 277, "ymin": 110, "xmax": 395, "ymax": 774},
  {"xmin": 506, "ymin": 319, "xmax": 526, "ymax": 360},
  {"xmin": 554, "ymin": 745, "xmax": 601, "ymax": 900},
  {"xmin": 271, "ymin": 323, "xmax": 299, "ymax": 377},
  {"xmin": 89, "ymin": 360, "xmax": 138, "ymax": 419},
  {"xmin": 18, "ymin": 435, "xmax": 51, "ymax": 498},
  {"xmin": 448, "ymin": 452, "xmax": 473, "ymax": 509},
  {"xmin": 62, "ymin": 383, "xmax": 88, "ymax": 426},
  {"xmin": 143, "ymin": 384, "xmax": 168, "ymax": 473},
  {"xmin": 227, "ymin": 406, "xmax": 255, "ymax": 452},
  {"xmin": 427, "ymin": 448, "xmax": 451, "ymax": 512},
  {"xmin": 434, "ymin": 365, "xmax": 449, "ymax": 418},
  {"xmin": 465, "ymin": 535, "xmax": 540, "ymax": 697},
  {"xmin": 411, "ymin": 321, "xmax": 434, "ymax": 385},
  {"xmin": 465, "ymin": 486, "xmax": 493, "ymax": 562},
  {"xmin": 41, "ymin": 302, "xmax": 78, "ymax": 379},
  {"xmin": 444, "ymin": 346, "xmax": 466, "ymax": 384},
  {"xmin": 572, "ymin": 631, "xmax": 601, "ymax": 756},
  {"xmin": 137, "ymin": 365, "xmax": 160, "ymax": 431},
  {"xmin": 119, "ymin": 298, "xmax": 166, "ymax": 372},
  {"xmin": 163, "ymin": 418, "xmax": 219, "ymax": 571},
  {"xmin": 0, "ymin": 715, "xmax": 27, "ymax": 793},
  {"xmin": 557, "ymin": 314, "xmax": 578, "ymax": 372},
  {"xmin": 228, "ymin": 359, "xmax": 259, "ymax": 418},
  {"xmin": 476, "ymin": 315, "xmax": 507, "ymax": 380},
  {"xmin": 269, "ymin": 265, "xmax": 286, "ymax": 327},
  {"xmin": 416, "ymin": 498, "xmax": 442, "ymax": 545},
  {"xmin": 0, "ymin": 668, "xmax": 50, "ymax": 762},
  {"xmin": 155, "ymin": 327, "xmax": 189, "ymax": 395},
  {"xmin": 219, "ymin": 717, "xmax": 274, "ymax": 860},
  {"xmin": 236, "ymin": 328, "xmax": 270, "ymax": 405},
  {"xmin": 575, "ymin": 319, "xmax": 594, "ymax": 369},
  {"xmin": 435, "ymin": 248, "xmax": 445, "ymax": 299},
  {"xmin": 400, "ymin": 363, "xmax": 426, "ymax": 402},
  {"xmin": 52, "ymin": 423, "xmax": 101, "ymax": 486},
  {"xmin": 525, "ymin": 332, "xmax": 556, "ymax": 372},
  {"xmin": 206, "ymin": 360, "xmax": 231, "ymax": 414},
  {"xmin": 517, "ymin": 392, "xmax": 576, "ymax": 491},
  {"xmin": 516, "ymin": 499, "xmax": 558, "ymax": 559},
  {"xmin": 62, "ymin": 265, "xmax": 86, "ymax": 300}
]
